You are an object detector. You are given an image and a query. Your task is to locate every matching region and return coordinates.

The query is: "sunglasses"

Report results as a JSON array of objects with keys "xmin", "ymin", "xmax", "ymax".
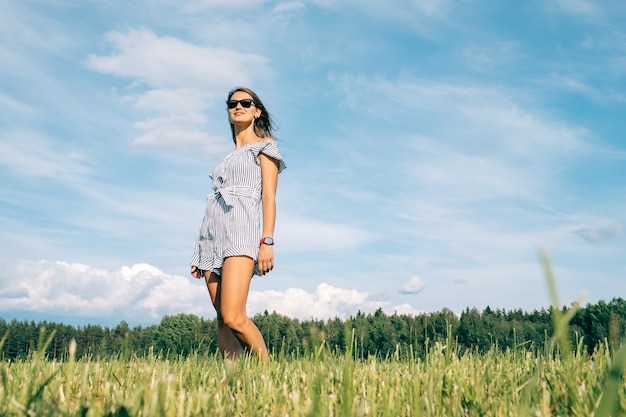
[{"xmin": 226, "ymin": 99, "xmax": 256, "ymax": 109}]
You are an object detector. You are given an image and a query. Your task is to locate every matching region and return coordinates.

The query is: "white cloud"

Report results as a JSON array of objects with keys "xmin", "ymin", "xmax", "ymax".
[
  {"xmin": 249, "ymin": 282, "xmax": 421, "ymax": 320},
  {"xmin": 85, "ymin": 28, "xmax": 272, "ymax": 150},
  {"xmin": 390, "ymin": 303, "xmax": 423, "ymax": 316},
  {"xmin": 0, "ymin": 259, "xmax": 207, "ymax": 322},
  {"xmin": 0, "ymin": 259, "xmax": 420, "ymax": 323},
  {"xmin": 399, "ymin": 276, "xmax": 425, "ymax": 294},
  {"xmin": 249, "ymin": 284, "xmax": 369, "ymax": 320},
  {"xmin": 85, "ymin": 28, "xmax": 270, "ymax": 89}
]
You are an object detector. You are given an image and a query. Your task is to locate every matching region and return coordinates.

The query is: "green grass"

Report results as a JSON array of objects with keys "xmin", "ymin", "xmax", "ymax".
[
  {"xmin": 0, "ymin": 254, "xmax": 624, "ymax": 416},
  {"xmin": 0, "ymin": 336, "xmax": 624, "ymax": 416}
]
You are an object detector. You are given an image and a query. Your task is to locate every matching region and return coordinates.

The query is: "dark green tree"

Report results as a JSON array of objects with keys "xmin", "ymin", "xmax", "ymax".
[{"xmin": 155, "ymin": 314, "xmax": 202, "ymax": 356}]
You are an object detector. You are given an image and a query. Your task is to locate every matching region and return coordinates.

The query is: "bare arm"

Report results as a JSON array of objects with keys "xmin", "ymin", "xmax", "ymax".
[{"xmin": 258, "ymin": 152, "xmax": 280, "ymax": 275}]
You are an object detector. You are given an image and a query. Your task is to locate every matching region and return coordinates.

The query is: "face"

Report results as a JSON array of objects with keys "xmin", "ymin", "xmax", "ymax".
[{"xmin": 227, "ymin": 91, "xmax": 261, "ymax": 124}]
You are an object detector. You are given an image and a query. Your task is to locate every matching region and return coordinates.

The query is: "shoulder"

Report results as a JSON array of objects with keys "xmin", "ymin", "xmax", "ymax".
[
  {"xmin": 251, "ymin": 139, "xmax": 279, "ymax": 152},
  {"xmin": 255, "ymin": 140, "xmax": 286, "ymax": 172},
  {"xmin": 248, "ymin": 139, "xmax": 275, "ymax": 150},
  {"xmin": 255, "ymin": 138, "xmax": 276, "ymax": 145}
]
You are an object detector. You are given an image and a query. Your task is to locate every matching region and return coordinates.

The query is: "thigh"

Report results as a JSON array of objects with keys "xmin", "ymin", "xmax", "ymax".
[
  {"xmin": 219, "ymin": 256, "xmax": 255, "ymax": 316},
  {"xmin": 204, "ymin": 271, "xmax": 221, "ymax": 308}
]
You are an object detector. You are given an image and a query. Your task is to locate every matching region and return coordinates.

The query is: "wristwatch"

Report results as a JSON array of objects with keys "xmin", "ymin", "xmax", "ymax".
[{"xmin": 260, "ymin": 237, "xmax": 275, "ymax": 246}]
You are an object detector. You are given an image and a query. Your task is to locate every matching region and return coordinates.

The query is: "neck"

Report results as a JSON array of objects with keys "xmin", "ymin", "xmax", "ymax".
[{"xmin": 234, "ymin": 123, "xmax": 260, "ymax": 148}]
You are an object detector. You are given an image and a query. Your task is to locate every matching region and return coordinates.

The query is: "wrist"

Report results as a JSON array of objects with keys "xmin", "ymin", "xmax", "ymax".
[{"xmin": 260, "ymin": 236, "xmax": 275, "ymax": 246}]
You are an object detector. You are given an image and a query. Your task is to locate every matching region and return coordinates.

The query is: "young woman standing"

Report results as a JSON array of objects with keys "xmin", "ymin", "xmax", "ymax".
[{"xmin": 190, "ymin": 87, "xmax": 286, "ymax": 361}]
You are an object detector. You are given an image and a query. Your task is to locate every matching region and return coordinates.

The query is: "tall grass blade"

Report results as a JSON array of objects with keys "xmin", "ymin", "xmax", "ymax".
[
  {"xmin": 540, "ymin": 249, "xmax": 572, "ymax": 356},
  {"xmin": 595, "ymin": 343, "xmax": 626, "ymax": 417},
  {"xmin": 340, "ymin": 322, "xmax": 355, "ymax": 417}
]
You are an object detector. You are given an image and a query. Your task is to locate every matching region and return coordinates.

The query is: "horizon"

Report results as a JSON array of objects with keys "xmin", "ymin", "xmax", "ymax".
[{"xmin": 3, "ymin": 292, "xmax": 620, "ymax": 329}]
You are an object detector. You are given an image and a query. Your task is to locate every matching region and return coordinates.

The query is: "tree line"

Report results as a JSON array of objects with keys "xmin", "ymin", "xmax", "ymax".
[{"xmin": 1, "ymin": 297, "xmax": 624, "ymax": 360}]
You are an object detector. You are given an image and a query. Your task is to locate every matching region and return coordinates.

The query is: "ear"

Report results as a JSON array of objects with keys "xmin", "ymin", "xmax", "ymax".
[{"xmin": 255, "ymin": 107, "xmax": 262, "ymax": 119}]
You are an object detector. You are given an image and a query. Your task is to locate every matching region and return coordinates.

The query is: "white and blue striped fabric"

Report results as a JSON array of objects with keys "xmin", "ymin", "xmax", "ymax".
[{"xmin": 191, "ymin": 141, "xmax": 286, "ymax": 276}]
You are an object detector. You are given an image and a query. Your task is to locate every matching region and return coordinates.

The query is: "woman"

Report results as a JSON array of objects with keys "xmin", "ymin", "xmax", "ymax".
[{"xmin": 190, "ymin": 87, "xmax": 286, "ymax": 361}]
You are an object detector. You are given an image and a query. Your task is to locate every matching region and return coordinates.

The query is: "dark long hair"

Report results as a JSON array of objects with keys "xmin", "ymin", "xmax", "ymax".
[{"xmin": 227, "ymin": 87, "xmax": 275, "ymax": 143}]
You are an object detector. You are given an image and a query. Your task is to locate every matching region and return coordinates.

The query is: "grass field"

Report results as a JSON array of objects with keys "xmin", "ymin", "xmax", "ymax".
[{"xmin": 1, "ymin": 332, "xmax": 625, "ymax": 417}]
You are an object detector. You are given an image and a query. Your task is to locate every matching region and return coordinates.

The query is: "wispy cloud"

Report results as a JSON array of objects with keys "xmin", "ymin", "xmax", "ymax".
[
  {"xmin": 0, "ymin": 92, "xmax": 33, "ymax": 116},
  {"xmin": 85, "ymin": 28, "xmax": 270, "ymax": 88},
  {"xmin": 555, "ymin": 0, "xmax": 599, "ymax": 16},
  {"xmin": 460, "ymin": 41, "xmax": 523, "ymax": 72},
  {"xmin": 571, "ymin": 224, "xmax": 624, "ymax": 243},
  {"xmin": 272, "ymin": 1, "xmax": 306, "ymax": 21},
  {"xmin": 545, "ymin": 75, "xmax": 625, "ymax": 104},
  {"xmin": 0, "ymin": 1, "xmax": 77, "ymax": 54},
  {"xmin": 128, "ymin": 88, "xmax": 229, "ymax": 152},
  {"xmin": 84, "ymin": 28, "xmax": 272, "ymax": 150},
  {"xmin": 0, "ymin": 130, "xmax": 91, "ymax": 180},
  {"xmin": 183, "ymin": 0, "xmax": 269, "ymax": 12},
  {"xmin": 352, "ymin": 0, "xmax": 452, "ymax": 19},
  {"xmin": 329, "ymin": 75, "xmax": 597, "ymax": 217}
]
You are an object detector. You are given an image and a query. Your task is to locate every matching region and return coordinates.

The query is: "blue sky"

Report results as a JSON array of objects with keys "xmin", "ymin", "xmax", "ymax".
[{"xmin": 1, "ymin": 0, "xmax": 625, "ymax": 326}]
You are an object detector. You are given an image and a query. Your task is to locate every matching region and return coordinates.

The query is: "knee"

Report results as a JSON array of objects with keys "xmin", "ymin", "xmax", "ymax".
[{"xmin": 221, "ymin": 312, "xmax": 248, "ymax": 332}]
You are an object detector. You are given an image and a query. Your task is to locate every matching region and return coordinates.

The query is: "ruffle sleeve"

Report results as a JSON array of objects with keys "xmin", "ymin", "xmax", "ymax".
[{"xmin": 251, "ymin": 141, "xmax": 286, "ymax": 173}]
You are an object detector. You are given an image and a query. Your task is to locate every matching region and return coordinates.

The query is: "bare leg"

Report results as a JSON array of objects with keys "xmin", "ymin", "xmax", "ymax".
[
  {"xmin": 204, "ymin": 271, "xmax": 243, "ymax": 359},
  {"xmin": 219, "ymin": 256, "xmax": 269, "ymax": 361}
]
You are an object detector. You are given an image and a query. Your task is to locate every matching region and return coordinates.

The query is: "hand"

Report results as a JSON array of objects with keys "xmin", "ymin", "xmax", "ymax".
[
  {"xmin": 190, "ymin": 266, "xmax": 204, "ymax": 279},
  {"xmin": 257, "ymin": 244, "xmax": 274, "ymax": 276}
]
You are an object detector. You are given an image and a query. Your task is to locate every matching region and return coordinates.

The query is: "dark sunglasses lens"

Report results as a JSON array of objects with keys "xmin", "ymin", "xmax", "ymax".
[{"xmin": 226, "ymin": 99, "xmax": 254, "ymax": 109}]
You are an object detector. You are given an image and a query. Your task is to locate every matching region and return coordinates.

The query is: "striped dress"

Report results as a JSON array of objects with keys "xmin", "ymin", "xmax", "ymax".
[{"xmin": 191, "ymin": 141, "xmax": 286, "ymax": 276}]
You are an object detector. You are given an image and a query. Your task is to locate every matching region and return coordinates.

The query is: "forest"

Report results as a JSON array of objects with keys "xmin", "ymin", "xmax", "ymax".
[{"xmin": 1, "ymin": 297, "xmax": 625, "ymax": 360}]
